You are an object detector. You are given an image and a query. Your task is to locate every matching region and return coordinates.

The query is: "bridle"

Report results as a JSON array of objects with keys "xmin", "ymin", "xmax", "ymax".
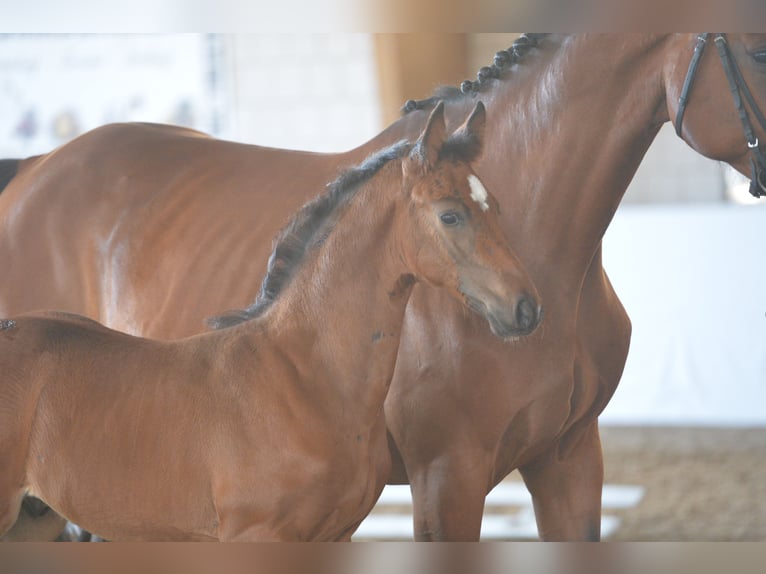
[{"xmin": 675, "ymin": 33, "xmax": 766, "ymax": 199}]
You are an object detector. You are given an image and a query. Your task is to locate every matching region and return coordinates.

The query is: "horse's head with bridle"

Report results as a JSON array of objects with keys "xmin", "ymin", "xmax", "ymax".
[{"xmin": 672, "ymin": 33, "xmax": 766, "ymax": 198}]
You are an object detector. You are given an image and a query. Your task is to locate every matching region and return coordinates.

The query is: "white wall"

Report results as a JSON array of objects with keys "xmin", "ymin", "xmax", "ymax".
[
  {"xmin": 0, "ymin": 34, "xmax": 219, "ymax": 157},
  {"xmin": 221, "ymin": 34, "xmax": 381, "ymax": 152},
  {"xmin": 601, "ymin": 204, "xmax": 766, "ymax": 426},
  {"xmin": 624, "ymin": 124, "xmax": 726, "ymax": 204}
]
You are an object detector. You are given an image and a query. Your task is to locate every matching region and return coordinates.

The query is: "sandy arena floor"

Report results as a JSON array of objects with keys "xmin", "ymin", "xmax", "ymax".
[{"xmin": 596, "ymin": 426, "xmax": 766, "ymax": 541}]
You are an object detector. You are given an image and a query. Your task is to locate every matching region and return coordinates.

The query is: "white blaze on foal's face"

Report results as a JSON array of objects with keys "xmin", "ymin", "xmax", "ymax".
[{"xmin": 468, "ymin": 175, "xmax": 490, "ymax": 212}]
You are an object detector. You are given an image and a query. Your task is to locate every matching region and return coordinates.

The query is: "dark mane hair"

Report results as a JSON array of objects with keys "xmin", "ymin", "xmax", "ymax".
[
  {"xmin": 207, "ymin": 140, "xmax": 412, "ymax": 329},
  {"xmin": 401, "ymin": 33, "xmax": 550, "ymax": 115},
  {"xmin": 0, "ymin": 159, "xmax": 20, "ymax": 194},
  {"xmin": 437, "ymin": 127, "xmax": 483, "ymax": 164}
]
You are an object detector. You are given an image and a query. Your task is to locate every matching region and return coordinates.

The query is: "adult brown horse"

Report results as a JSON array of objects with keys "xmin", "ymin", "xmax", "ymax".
[
  {"xmin": 0, "ymin": 34, "xmax": 764, "ymax": 541},
  {"xmin": 0, "ymin": 103, "xmax": 540, "ymax": 541}
]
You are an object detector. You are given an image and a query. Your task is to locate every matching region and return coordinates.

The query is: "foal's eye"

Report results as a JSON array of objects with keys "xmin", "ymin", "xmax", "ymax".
[
  {"xmin": 753, "ymin": 49, "xmax": 766, "ymax": 65},
  {"xmin": 439, "ymin": 211, "xmax": 462, "ymax": 226}
]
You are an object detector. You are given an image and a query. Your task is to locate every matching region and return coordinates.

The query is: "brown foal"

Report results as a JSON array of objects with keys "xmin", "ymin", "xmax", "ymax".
[{"xmin": 0, "ymin": 103, "xmax": 540, "ymax": 541}]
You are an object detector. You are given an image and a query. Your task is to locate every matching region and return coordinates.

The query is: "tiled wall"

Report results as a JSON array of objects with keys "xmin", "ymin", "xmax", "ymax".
[
  {"xmin": 220, "ymin": 34, "xmax": 381, "ymax": 152},
  {"xmin": 0, "ymin": 34, "xmax": 217, "ymax": 157}
]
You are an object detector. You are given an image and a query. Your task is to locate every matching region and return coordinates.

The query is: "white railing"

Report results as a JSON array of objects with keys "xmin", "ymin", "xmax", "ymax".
[{"xmin": 353, "ymin": 483, "xmax": 644, "ymax": 540}]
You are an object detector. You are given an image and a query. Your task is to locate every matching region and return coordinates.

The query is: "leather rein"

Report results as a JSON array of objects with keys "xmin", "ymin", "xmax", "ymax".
[{"xmin": 675, "ymin": 33, "xmax": 766, "ymax": 198}]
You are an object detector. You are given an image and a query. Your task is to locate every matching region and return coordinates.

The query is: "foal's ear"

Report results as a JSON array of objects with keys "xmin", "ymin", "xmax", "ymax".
[
  {"xmin": 445, "ymin": 101, "xmax": 486, "ymax": 163},
  {"xmin": 410, "ymin": 101, "xmax": 447, "ymax": 171}
]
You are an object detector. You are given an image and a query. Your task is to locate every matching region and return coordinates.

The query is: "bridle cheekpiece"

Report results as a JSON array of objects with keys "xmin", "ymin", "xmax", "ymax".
[{"xmin": 675, "ymin": 33, "xmax": 766, "ymax": 198}]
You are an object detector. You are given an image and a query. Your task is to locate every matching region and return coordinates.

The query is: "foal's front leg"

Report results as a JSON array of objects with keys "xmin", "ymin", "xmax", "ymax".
[{"xmin": 519, "ymin": 420, "xmax": 604, "ymax": 541}]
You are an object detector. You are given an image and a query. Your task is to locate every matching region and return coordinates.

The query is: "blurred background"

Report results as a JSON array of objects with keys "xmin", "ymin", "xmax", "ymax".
[
  {"xmin": 1, "ymin": 33, "xmax": 764, "ymax": 540},
  {"xmin": 0, "ymin": 33, "xmax": 751, "ymax": 199}
]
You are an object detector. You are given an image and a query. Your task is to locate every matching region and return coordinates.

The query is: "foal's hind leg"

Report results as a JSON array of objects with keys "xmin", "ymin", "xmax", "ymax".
[
  {"xmin": 1, "ymin": 497, "xmax": 67, "ymax": 541},
  {"xmin": 0, "ymin": 376, "xmax": 37, "ymax": 537},
  {"xmin": 0, "ymin": 493, "xmax": 25, "ymax": 539},
  {"xmin": 0, "ymin": 431, "xmax": 30, "ymax": 538},
  {"xmin": 0, "ymin": 470, "xmax": 26, "ymax": 539}
]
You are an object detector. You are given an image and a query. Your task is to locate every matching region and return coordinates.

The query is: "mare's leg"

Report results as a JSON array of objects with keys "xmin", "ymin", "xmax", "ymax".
[
  {"xmin": 519, "ymin": 420, "xmax": 604, "ymax": 541},
  {"xmin": 407, "ymin": 451, "xmax": 488, "ymax": 541},
  {"xmin": 386, "ymin": 287, "xmax": 497, "ymax": 541},
  {"xmin": 335, "ymin": 522, "xmax": 361, "ymax": 542}
]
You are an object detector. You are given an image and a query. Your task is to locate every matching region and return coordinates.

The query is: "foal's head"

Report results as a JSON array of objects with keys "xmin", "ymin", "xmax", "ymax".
[{"xmin": 398, "ymin": 102, "xmax": 542, "ymax": 339}]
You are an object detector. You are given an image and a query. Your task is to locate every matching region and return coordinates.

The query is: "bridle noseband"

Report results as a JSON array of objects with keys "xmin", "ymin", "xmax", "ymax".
[{"xmin": 675, "ymin": 33, "xmax": 766, "ymax": 199}]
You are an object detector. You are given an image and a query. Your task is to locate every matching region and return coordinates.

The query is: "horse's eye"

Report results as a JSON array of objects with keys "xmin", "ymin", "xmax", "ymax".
[
  {"xmin": 753, "ymin": 49, "xmax": 766, "ymax": 65},
  {"xmin": 439, "ymin": 211, "xmax": 462, "ymax": 226}
]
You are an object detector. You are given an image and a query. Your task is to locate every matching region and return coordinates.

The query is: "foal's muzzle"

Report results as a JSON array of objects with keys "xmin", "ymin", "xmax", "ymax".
[
  {"xmin": 514, "ymin": 296, "xmax": 543, "ymax": 334},
  {"xmin": 466, "ymin": 293, "xmax": 543, "ymax": 339}
]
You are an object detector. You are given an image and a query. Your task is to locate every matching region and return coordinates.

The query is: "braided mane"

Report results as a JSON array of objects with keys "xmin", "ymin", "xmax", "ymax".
[{"xmin": 401, "ymin": 33, "xmax": 550, "ymax": 115}]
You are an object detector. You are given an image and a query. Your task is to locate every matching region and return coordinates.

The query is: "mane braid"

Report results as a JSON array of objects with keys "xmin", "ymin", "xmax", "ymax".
[
  {"xmin": 207, "ymin": 140, "xmax": 412, "ymax": 330},
  {"xmin": 401, "ymin": 33, "xmax": 550, "ymax": 115}
]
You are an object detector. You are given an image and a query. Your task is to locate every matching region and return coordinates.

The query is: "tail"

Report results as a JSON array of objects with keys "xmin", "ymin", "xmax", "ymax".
[{"xmin": 0, "ymin": 159, "xmax": 21, "ymax": 194}]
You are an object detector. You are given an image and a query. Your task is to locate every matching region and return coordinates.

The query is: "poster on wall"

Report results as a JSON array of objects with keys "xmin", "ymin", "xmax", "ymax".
[{"xmin": 0, "ymin": 34, "xmax": 225, "ymax": 157}]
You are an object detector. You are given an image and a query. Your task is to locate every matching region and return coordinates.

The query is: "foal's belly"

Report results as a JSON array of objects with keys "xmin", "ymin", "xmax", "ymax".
[
  {"xmin": 25, "ymin": 443, "xmax": 220, "ymax": 541},
  {"xmin": 24, "ymin": 387, "xmax": 220, "ymax": 540},
  {"xmin": 210, "ymin": 421, "xmax": 392, "ymax": 541}
]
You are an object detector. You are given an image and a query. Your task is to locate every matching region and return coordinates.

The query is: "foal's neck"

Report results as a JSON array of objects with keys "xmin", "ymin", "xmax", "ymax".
[{"xmin": 261, "ymin": 164, "xmax": 411, "ymax": 420}]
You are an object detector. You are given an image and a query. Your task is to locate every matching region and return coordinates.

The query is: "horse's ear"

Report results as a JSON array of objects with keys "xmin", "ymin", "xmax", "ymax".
[
  {"xmin": 447, "ymin": 101, "xmax": 486, "ymax": 163},
  {"xmin": 410, "ymin": 101, "xmax": 447, "ymax": 171}
]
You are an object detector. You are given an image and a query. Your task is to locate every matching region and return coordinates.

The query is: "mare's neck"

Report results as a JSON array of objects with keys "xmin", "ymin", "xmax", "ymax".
[
  {"xmin": 260, "ymin": 163, "xmax": 412, "ymax": 421},
  {"xmin": 472, "ymin": 34, "xmax": 672, "ymax": 281}
]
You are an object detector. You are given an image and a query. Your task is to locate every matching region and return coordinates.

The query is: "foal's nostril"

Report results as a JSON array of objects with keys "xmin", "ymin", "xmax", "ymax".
[{"xmin": 515, "ymin": 296, "xmax": 540, "ymax": 332}]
